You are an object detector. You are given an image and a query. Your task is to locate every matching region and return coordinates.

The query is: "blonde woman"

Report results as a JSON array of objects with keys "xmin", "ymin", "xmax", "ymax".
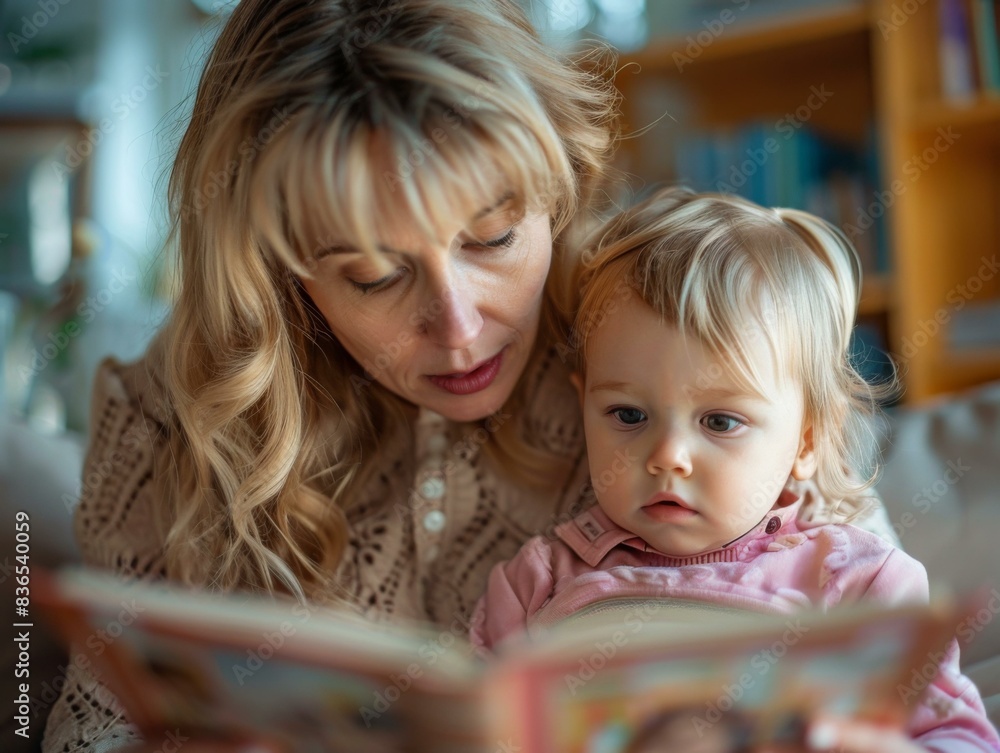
[{"xmin": 43, "ymin": 2, "xmax": 895, "ymax": 751}]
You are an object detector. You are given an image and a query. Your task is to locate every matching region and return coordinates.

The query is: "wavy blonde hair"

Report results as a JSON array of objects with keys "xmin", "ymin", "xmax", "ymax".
[
  {"xmin": 155, "ymin": 0, "xmax": 618, "ymax": 601},
  {"xmin": 573, "ymin": 187, "xmax": 897, "ymax": 511}
]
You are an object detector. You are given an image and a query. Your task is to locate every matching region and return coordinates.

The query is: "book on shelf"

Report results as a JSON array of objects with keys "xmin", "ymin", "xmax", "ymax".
[
  {"xmin": 970, "ymin": 0, "xmax": 1000, "ymax": 93},
  {"xmin": 939, "ymin": 0, "xmax": 978, "ymax": 101},
  {"xmin": 947, "ymin": 299, "xmax": 1000, "ymax": 348},
  {"xmin": 671, "ymin": 123, "xmax": 888, "ymax": 276},
  {"xmin": 35, "ymin": 566, "xmax": 963, "ymax": 753}
]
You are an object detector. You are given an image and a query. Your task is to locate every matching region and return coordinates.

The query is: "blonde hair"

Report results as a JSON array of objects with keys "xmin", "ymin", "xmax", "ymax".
[
  {"xmin": 574, "ymin": 187, "xmax": 896, "ymax": 510},
  {"xmin": 155, "ymin": 0, "xmax": 618, "ymax": 601}
]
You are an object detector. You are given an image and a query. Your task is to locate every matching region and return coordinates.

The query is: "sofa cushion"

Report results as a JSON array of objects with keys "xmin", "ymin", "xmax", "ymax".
[{"xmin": 876, "ymin": 380, "xmax": 1000, "ymax": 728}]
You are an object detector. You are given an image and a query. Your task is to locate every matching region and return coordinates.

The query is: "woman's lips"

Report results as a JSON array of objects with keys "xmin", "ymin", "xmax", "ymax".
[{"xmin": 427, "ymin": 349, "xmax": 505, "ymax": 395}]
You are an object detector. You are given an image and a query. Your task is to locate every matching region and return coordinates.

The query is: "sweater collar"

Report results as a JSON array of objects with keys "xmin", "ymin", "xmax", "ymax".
[{"xmin": 554, "ymin": 490, "xmax": 805, "ymax": 568}]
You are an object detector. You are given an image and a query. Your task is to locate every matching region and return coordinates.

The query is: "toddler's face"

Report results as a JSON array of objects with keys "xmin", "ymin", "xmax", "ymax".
[{"xmin": 575, "ymin": 294, "xmax": 816, "ymax": 557}]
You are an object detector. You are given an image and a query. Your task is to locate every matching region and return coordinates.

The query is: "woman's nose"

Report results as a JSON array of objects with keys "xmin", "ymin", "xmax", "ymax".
[
  {"xmin": 419, "ymin": 282, "xmax": 484, "ymax": 350},
  {"xmin": 646, "ymin": 428, "xmax": 693, "ymax": 477}
]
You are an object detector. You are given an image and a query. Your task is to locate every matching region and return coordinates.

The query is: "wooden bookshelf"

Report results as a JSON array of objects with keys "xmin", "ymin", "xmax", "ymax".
[
  {"xmin": 876, "ymin": 0, "xmax": 1000, "ymax": 400},
  {"xmin": 911, "ymin": 96, "xmax": 1000, "ymax": 139},
  {"xmin": 860, "ymin": 274, "xmax": 894, "ymax": 316},
  {"xmin": 614, "ymin": 0, "xmax": 1000, "ymax": 404},
  {"xmin": 628, "ymin": 5, "xmax": 871, "ymax": 68}
]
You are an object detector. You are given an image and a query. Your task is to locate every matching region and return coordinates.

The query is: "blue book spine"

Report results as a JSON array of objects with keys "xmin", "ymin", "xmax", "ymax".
[{"xmin": 939, "ymin": 0, "xmax": 977, "ymax": 100}]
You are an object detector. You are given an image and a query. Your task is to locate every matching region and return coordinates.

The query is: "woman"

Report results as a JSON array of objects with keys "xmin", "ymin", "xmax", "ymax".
[
  {"xmin": 44, "ymin": 1, "xmax": 616, "ymax": 750},
  {"xmin": 42, "ymin": 1, "xmax": 897, "ymax": 751}
]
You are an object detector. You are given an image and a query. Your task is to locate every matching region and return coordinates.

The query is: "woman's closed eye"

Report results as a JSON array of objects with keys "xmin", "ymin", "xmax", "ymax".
[
  {"xmin": 468, "ymin": 226, "xmax": 517, "ymax": 250},
  {"xmin": 349, "ymin": 268, "xmax": 408, "ymax": 294},
  {"xmin": 701, "ymin": 413, "xmax": 744, "ymax": 434},
  {"xmin": 348, "ymin": 227, "xmax": 519, "ymax": 294}
]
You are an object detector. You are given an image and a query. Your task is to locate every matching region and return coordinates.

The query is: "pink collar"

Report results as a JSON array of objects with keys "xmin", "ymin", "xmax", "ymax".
[{"xmin": 553, "ymin": 493, "xmax": 805, "ymax": 568}]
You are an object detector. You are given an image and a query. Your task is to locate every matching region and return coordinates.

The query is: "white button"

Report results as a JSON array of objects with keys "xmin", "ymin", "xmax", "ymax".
[
  {"xmin": 420, "ymin": 476, "xmax": 446, "ymax": 500},
  {"xmin": 423, "ymin": 510, "xmax": 446, "ymax": 532},
  {"xmin": 424, "ymin": 544, "xmax": 440, "ymax": 562},
  {"xmin": 427, "ymin": 434, "xmax": 447, "ymax": 454}
]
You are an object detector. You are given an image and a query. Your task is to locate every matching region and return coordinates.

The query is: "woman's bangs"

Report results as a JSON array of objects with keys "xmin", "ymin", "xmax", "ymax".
[{"xmin": 249, "ymin": 106, "xmax": 561, "ymax": 275}]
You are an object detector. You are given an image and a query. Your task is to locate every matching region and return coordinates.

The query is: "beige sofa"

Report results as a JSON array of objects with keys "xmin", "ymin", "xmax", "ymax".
[
  {"xmin": 1, "ymin": 380, "xmax": 999, "ymax": 750},
  {"xmin": 875, "ymin": 381, "xmax": 1000, "ymax": 725}
]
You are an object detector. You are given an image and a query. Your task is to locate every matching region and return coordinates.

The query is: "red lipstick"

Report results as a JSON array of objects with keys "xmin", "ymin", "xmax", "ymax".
[{"xmin": 428, "ymin": 348, "xmax": 505, "ymax": 395}]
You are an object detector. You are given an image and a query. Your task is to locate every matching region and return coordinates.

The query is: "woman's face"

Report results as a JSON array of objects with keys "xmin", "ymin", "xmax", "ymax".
[{"xmin": 301, "ymin": 195, "xmax": 552, "ymax": 422}]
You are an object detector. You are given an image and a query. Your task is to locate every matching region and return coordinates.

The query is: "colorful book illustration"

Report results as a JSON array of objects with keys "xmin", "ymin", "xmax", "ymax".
[{"xmin": 36, "ymin": 567, "xmax": 963, "ymax": 753}]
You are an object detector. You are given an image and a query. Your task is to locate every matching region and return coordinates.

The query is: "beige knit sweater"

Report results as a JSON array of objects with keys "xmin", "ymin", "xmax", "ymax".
[{"xmin": 41, "ymin": 345, "xmax": 897, "ymax": 752}]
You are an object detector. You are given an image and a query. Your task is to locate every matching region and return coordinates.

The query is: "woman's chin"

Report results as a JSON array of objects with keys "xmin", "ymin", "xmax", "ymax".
[{"xmin": 431, "ymin": 390, "xmax": 510, "ymax": 424}]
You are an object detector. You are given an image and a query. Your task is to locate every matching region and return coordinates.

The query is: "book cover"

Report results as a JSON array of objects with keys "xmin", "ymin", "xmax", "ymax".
[{"xmin": 35, "ymin": 567, "xmax": 964, "ymax": 753}]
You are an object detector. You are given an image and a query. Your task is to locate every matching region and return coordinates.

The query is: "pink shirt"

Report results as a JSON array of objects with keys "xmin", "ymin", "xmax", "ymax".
[{"xmin": 470, "ymin": 497, "xmax": 1000, "ymax": 751}]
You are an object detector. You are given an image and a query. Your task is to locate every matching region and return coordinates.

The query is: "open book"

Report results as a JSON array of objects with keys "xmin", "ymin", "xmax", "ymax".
[{"xmin": 36, "ymin": 567, "xmax": 959, "ymax": 753}]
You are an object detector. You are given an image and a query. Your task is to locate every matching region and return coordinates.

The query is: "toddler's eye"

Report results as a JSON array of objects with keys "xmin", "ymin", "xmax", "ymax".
[
  {"xmin": 703, "ymin": 414, "xmax": 742, "ymax": 433},
  {"xmin": 610, "ymin": 407, "xmax": 646, "ymax": 426}
]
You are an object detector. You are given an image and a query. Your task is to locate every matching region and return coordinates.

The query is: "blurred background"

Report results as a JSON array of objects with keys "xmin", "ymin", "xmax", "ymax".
[
  {"xmin": 1, "ymin": 0, "xmax": 1000, "ymax": 436},
  {"xmin": 2, "ymin": 1, "xmax": 1000, "ymax": 749},
  {"xmin": 1, "ymin": 0, "xmax": 998, "ymax": 440}
]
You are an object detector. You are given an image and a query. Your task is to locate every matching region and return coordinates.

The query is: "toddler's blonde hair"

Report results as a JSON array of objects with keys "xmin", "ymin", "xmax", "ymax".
[{"xmin": 574, "ymin": 187, "xmax": 896, "ymax": 508}]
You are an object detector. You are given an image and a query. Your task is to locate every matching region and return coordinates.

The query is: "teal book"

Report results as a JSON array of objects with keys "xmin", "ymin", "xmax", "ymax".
[{"xmin": 971, "ymin": 0, "xmax": 1000, "ymax": 91}]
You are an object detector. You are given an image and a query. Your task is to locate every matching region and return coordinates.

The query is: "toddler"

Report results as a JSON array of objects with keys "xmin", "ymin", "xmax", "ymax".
[{"xmin": 470, "ymin": 188, "xmax": 1000, "ymax": 752}]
